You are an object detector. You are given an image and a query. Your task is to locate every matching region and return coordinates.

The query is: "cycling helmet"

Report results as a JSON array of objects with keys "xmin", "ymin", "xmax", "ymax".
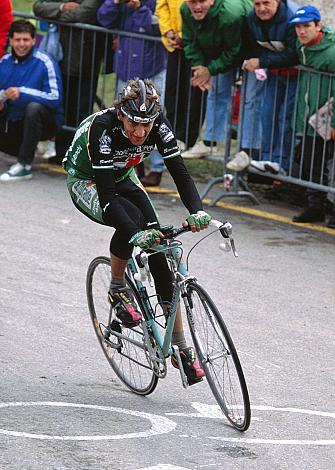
[{"xmin": 118, "ymin": 78, "xmax": 160, "ymax": 124}]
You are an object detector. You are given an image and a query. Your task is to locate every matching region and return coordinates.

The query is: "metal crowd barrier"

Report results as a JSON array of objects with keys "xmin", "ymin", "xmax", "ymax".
[{"xmin": 12, "ymin": 12, "xmax": 335, "ymax": 204}]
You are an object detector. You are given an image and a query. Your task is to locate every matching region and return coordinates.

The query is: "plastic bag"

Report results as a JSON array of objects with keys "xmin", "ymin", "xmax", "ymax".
[{"xmin": 39, "ymin": 24, "xmax": 63, "ymax": 63}]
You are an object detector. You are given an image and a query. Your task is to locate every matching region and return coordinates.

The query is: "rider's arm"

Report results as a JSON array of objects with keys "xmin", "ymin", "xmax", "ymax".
[{"xmin": 164, "ymin": 155, "xmax": 203, "ymax": 214}]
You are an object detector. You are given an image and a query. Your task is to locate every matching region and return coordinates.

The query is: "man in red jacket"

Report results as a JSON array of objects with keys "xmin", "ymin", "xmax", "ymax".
[{"xmin": 0, "ymin": 0, "xmax": 13, "ymax": 57}]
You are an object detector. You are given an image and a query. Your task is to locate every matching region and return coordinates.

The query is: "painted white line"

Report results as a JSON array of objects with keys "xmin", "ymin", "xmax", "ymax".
[
  {"xmin": 0, "ymin": 402, "xmax": 176, "ymax": 441},
  {"xmin": 138, "ymin": 466, "xmax": 190, "ymax": 470},
  {"xmin": 254, "ymin": 364, "xmax": 266, "ymax": 370},
  {"xmin": 210, "ymin": 437, "xmax": 335, "ymax": 446}
]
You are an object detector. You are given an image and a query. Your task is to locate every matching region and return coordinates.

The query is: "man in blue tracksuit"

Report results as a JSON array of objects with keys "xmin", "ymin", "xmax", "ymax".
[{"xmin": 0, "ymin": 20, "xmax": 63, "ymax": 181}]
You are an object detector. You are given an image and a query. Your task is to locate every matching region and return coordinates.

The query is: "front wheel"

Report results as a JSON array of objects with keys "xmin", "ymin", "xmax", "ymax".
[
  {"xmin": 185, "ymin": 282, "xmax": 251, "ymax": 431},
  {"xmin": 86, "ymin": 256, "xmax": 158, "ymax": 396}
]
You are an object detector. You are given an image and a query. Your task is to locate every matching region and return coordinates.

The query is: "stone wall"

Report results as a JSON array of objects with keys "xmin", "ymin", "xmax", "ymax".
[{"xmin": 295, "ymin": 0, "xmax": 334, "ymax": 28}]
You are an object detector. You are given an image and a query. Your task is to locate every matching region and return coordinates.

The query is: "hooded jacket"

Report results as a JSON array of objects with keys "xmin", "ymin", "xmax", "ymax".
[
  {"xmin": 156, "ymin": 0, "xmax": 183, "ymax": 52},
  {"xmin": 97, "ymin": 0, "xmax": 166, "ymax": 81},
  {"xmin": 295, "ymin": 29, "xmax": 335, "ymax": 134},
  {"xmin": 181, "ymin": 0, "xmax": 252, "ymax": 75},
  {"xmin": 0, "ymin": 48, "xmax": 64, "ymax": 129}
]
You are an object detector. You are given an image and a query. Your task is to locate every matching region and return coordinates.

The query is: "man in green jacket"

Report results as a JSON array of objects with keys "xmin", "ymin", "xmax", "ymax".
[
  {"xmin": 180, "ymin": 0, "xmax": 252, "ymax": 159},
  {"xmin": 289, "ymin": 5, "xmax": 335, "ymax": 227}
]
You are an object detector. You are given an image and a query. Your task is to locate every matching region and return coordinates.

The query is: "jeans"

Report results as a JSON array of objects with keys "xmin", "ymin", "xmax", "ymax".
[
  {"xmin": 260, "ymin": 73, "xmax": 297, "ymax": 171},
  {"xmin": 0, "ymin": 102, "xmax": 56, "ymax": 165},
  {"xmin": 204, "ymin": 69, "xmax": 236, "ymax": 144},
  {"xmin": 241, "ymin": 71, "xmax": 264, "ymax": 151},
  {"xmin": 117, "ymin": 70, "xmax": 167, "ymax": 173},
  {"xmin": 56, "ymin": 74, "xmax": 99, "ymax": 160},
  {"xmin": 116, "ymin": 69, "xmax": 166, "ymax": 103},
  {"xmin": 165, "ymin": 50, "xmax": 206, "ymax": 148}
]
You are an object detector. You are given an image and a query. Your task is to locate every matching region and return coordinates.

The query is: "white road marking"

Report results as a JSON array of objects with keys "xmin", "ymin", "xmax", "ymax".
[
  {"xmin": 138, "ymin": 466, "xmax": 190, "ymax": 470},
  {"xmin": 167, "ymin": 402, "xmax": 335, "ymax": 443},
  {"xmin": 0, "ymin": 402, "xmax": 176, "ymax": 441},
  {"xmin": 210, "ymin": 437, "xmax": 335, "ymax": 446}
]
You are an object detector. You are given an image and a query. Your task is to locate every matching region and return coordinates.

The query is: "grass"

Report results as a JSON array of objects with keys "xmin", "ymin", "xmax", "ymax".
[{"xmin": 12, "ymin": 1, "xmax": 35, "ymax": 13}]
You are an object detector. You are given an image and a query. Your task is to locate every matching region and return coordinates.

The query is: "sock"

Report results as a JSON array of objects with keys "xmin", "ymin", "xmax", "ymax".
[
  {"xmin": 110, "ymin": 276, "xmax": 126, "ymax": 292},
  {"xmin": 172, "ymin": 331, "xmax": 187, "ymax": 351},
  {"xmin": 203, "ymin": 140, "xmax": 217, "ymax": 147}
]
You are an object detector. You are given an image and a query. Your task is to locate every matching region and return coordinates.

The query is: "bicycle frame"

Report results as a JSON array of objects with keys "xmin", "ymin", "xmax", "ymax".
[{"xmin": 127, "ymin": 242, "xmax": 194, "ymax": 360}]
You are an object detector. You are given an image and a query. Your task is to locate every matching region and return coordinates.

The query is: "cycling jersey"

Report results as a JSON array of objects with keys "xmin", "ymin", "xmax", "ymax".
[
  {"xmin": 64, "ymin": 107, "xmax": 179, "ymax": 182},
  {"xmin": 64, "ymin": 107, "xmax": 204, "ymax": 243}
]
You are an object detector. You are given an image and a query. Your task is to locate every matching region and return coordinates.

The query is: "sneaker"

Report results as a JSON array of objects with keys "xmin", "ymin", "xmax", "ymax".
[
  {"xmin": 250, "ymin": 160, "xmax": 267, "ymax": 172},
  {"xmin": 171, "ymin": 346, "xmax": 205, "ymax": 386},
  {"xmin": 226, "ymin": 150, "xmax": 251, "ymax": 172},
  {"xmin": 41, "ymin": 140, "xmax": 56, "ymax": 159},
  {"xmin": 292, "ymin": 207, "xmax": 325, "ymax": 223},
  {"xmin": 251, "ymin": 160, "xmax": 286, "ymax": 175},
  {"xmin": 108, "ymin": 286, "xmax": 142, "ymax": 328},
  {"xmin": 264, "ymin": 161, "xmax": 286, "ymax": 175},
  {"xmin": 177, "ymin": 140, "xmax": 186, "ymax": 152},
  {"xmin": 0, "ymin": 162, "xmax": 32, "ymax": 182},
  {"xmin": 182, "ymin": 141, "xmax": 218, "ymax": 159}
]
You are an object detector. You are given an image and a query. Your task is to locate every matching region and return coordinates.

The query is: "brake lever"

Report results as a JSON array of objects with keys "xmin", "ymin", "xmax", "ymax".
[
  {"xmin": 218, "ymin": 222, "xmax": 238, "ymax": 258},
  {"xmin": 134, "ymin": 251, "xmax": 153, "ymax": 286}
]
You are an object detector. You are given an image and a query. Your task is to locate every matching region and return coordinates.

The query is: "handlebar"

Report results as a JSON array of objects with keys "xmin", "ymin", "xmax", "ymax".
[{"xmin": 133, "ymin": 219, "xmax": 238, "ymax": 283}]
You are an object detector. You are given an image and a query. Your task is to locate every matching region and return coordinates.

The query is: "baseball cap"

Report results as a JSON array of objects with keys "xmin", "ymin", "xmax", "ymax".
[{"xmin": 289, "ymin": 5, "xmax": 321, "ymax": 24}]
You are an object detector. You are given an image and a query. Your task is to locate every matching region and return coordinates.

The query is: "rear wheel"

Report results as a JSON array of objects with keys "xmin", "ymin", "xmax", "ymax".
[
  {"xmin": 86, "ymin": 256, "xmax": 158, "ymax": 395},
  {"xmin": 185, "ymin": 281, "xmax": 251, "ymax": 431}
]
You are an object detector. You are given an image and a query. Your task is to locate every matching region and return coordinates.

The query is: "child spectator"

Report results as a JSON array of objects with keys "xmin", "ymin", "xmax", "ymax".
[{"xmin": 289, "ymin": 5, "xmax": 335, "ymax": 227}]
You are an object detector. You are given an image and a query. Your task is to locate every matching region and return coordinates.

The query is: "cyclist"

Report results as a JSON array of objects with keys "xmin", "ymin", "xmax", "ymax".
[{"xmin": 64, "ymin": 78, "xmax": 211, "ymax": 385}]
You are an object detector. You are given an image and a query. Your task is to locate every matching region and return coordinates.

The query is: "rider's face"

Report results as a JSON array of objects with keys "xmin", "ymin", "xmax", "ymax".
[{"xmin": 118, "ymin": 115, "xmax": 154, "ymax": 145}]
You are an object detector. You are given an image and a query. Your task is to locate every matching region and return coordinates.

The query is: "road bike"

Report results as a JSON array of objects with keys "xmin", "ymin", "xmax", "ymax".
[{"xmin": 86, "ymin": 219, "xmax": 251, "ymax": 431}]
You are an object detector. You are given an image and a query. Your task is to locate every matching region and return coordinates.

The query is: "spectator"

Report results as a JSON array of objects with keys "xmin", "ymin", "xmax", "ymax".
[
  {"xmin": 180, "ymin": 0, "xmax": 252, "ymax": 159},
  {"xmin": 289, "ymin": 5, "xmax": 335, "ymax": 227},
  {"xmin": 33, "ymin": 0, "xmax": 106, "ymax": 164},
  {"xmin": 0, "ymin": 20, "xmax": 63, "ymax": 181},
  {"xmin": 0, "ymin": 0, "xmax": 13, "ymax": 58},
  {"xmin": 156, "ymin": 0, "xmax": 205, "ymax": 154},
  {"xmin": 242, "ymin": 0, "xmax": 299, "ymax": 174},
  {"xmin": 97, "ymin": 0, "xmax": 167, "ymax": 187}
]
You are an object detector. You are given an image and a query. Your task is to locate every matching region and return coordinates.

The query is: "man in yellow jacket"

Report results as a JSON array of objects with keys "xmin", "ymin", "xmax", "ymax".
[{"xmin": 156, "ymin": 0, "xmax": 205, "ymax": 150}]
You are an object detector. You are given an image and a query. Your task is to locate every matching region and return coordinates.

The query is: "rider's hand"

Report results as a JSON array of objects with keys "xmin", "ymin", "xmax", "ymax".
[
  {"xmin": 184, "ymin": 211, "xmax": 212, "ymax": 232},
  {"xmin": 129, "ymin": 229, "xmax": 162, "ymax": 249}
]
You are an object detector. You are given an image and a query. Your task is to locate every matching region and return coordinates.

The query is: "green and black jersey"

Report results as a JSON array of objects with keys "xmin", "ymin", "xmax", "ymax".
[{"xmin": 64, "ymin": 108, "xmax": 180, "ymax": 182}]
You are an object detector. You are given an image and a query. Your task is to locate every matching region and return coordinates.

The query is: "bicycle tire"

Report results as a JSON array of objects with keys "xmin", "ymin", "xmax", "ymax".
[
  {"xmin": 86, "ymin": 256, "xmax": 158, "ymax": 396},
  {"xmin": 185, "ymin": 281, "xmax": 251, "ymax": 431}
]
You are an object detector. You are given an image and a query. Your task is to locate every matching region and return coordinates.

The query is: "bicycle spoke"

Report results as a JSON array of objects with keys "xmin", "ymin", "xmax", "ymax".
[
  {"xmin": 86, "ymin": 256, "xmax": 158, "ymax": 395},
  {"xmin": 185, "ymin": 281, "xmax": 250, "ymax": 431}
]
